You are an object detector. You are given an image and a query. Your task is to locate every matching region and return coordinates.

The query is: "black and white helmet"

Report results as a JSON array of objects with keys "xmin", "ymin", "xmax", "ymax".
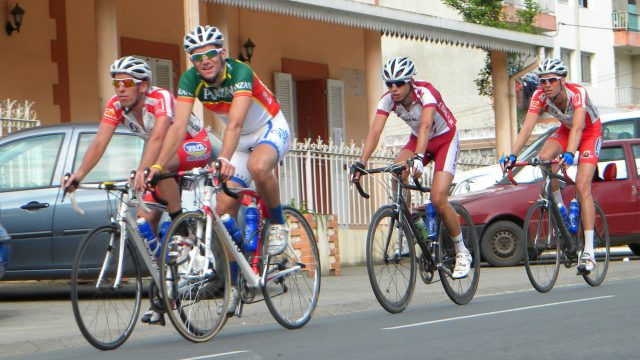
[
  {"xmin": 110, "ymin": 56, "xmax": 152, "ymax": 81},
  {"xmin": 536, "ymin": 58, "xmax": 568, "ymax": 77},
  {"xmin": 183, "ymin": 25, "xmax": 224, "ymax": 53},
  {"xmin": 382, "ymin": 57, "xmax": 417, "ymax": 82}
]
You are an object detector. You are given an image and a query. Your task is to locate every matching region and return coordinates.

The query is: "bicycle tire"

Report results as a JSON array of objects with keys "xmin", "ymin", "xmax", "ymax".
[
  {"xmin": 581, "ymin": 201, "xmax": 610, "ymax": 287},
  {"xmin": 523, "ymin": 200, "xmax": 561, "ymax": 293},
  {"xmin": 261, "ymin": 206, "xmax": 321, "ymax": 329},
  {"xmin": 71, "ymin": 224, "xmax": 142, "ymax": 350},
  {"xmin": 438, "ymin": 202, "xmax": 480, "ymax": 305},
  {"xmin": 159, "ymin": 211, "xmax": 229, "ymax": 342},
  {"xmin": 366, "ymin": 205, "xmax": 416, "ymax": 314}
]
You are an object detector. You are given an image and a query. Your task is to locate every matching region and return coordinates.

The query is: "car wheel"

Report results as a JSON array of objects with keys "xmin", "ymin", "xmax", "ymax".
[
  {"xmin": 480, "ymin": 220, "xmax": 524, "ymax": 267},
  {"xmin": 628, "ymin": 243, "xmax": 640, "ymax": 257}
]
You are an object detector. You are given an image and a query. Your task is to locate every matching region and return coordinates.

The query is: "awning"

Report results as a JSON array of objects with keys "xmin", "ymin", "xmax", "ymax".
[{"xmin": 204, "ymin": 0, "xmax": 553, "ymax": 54}]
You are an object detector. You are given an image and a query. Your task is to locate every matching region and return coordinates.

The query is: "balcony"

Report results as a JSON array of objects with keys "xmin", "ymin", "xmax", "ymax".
[
  {"xmin": 503, "ymin": 0, "xmax": 557, "ymax": 32},
  {"xmin": 615, "ymin": 86, "xmax": 640, "ymax": 107}
]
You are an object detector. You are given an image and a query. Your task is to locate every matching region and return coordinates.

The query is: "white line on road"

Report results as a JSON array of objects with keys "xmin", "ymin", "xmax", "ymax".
[
  {"xmin": 383, "ymin": 295, "xmax": 615, "ymax": 331},
  {"xmin": 180, "ymin": 350, "xmax": 251, "ymax": 360}
]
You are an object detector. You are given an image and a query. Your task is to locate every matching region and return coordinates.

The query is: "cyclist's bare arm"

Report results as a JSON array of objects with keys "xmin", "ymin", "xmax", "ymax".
[
  {"xmin": 511, "ymin": 111, "xmax": 538, "ymax": 155},
  {"xmin": 63, "ymin": 122, "xmax": 117, "ymax": 191},
  {"xmin": 358, "ymin": 113, "xmax": 388, "ymax": 164},
  {"xmin": 414, "ymin": 107, "xmax": 435, "ymax": 156},
  {"xmin": 566, "ymin": 107, "xmax": 586, "ymax": 155},
  {"xmin": 151, "ymin": 101, "xmax": 192, "ymax": 173},
  {"xmin": 135, "ymin": 114, "xmax": 171, "ymax": 191}
]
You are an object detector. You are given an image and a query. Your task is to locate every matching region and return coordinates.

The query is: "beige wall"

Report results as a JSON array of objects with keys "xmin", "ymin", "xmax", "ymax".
[{"xmin": 0, "ymin": 0, "xmax": 59, "ymax": 124}]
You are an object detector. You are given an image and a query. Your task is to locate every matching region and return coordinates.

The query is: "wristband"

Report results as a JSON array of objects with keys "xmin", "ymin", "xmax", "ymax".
[
  {"xmin": 151, "ymin": 164, "xmax": 163, "ymax": 171},
  {"xmin": 217, "ymin": 157, "xmax": 231, "ymax": 164}
]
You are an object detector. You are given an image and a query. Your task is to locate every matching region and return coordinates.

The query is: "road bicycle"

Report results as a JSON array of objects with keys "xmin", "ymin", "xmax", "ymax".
[
  {"xmin": 66, "ymin": 172, "xmax": 188, "ymax": 350},
  {"xmin": 352, "ymin": 162, "xmax": 480, "ymax": 313},
  {"xmin": 151, "ymin": 164, "xmax": 321, "ymax": 342},
  {"xmin": 506, "ymin": 159, "xmax": 610, "ymax": 293}
]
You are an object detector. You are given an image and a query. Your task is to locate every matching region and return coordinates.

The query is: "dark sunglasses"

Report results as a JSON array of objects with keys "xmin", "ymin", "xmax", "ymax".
[
  {"xmin": 190, "ymin": 48, "xmax": 223, "ymax": 62},
  {"xmin": 539, "ymin": 77, "xmax": 563, "ymax": 85},
  {"xmin": 385, "ymin": 80, "xmax": 409, "ymax": 88},
  {"xmin": 112, "ymin": 78, "xmax": 142, "ymax": 88}
]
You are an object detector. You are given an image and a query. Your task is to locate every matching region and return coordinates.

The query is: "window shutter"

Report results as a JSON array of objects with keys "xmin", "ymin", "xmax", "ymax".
[
  {"xmin": 274, "ymin": 72, "xmax": 295, "ymax": 138},
  {"xmin": 327, "ymin": 79, "xmax": 345, "ymax": 144},
  {"xmin": 153, "ymin": 59, "xmax": 174, "ymax": 91}
]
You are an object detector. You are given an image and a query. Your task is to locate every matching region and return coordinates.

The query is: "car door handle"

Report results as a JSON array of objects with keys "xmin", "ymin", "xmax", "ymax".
[{"xmin": 21, "ymin": 201, "xmax": 50, "ymax": 210}]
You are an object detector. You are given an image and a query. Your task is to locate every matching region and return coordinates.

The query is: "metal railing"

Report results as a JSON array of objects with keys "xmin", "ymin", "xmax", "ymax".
[
  {"xmin": 0, "ymin": 99, "xmax": 40, "ymax": 137},
  {"xmin": 503, "ymin": 0, "xmax": 555, "ymax": 14},
  {"xmin": 615, "ymin": 86, "xmax": 640, "ymax": 106}
]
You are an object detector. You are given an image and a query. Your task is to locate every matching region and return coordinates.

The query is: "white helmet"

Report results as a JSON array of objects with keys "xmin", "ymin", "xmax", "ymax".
[
  {"xmin": 382, "ymin": 57, "xmax": 417, "ymax": 82},
  {"xmin": 183, "ymin": 25, "xmax": 224, "ymax": 53},
  {"xmin": 110, "ymin": 56, "xmax": 152, "ymax": 81},
  {"xmin": 536, "ymin": 58, "xmax": 568, "ymax": 77}
]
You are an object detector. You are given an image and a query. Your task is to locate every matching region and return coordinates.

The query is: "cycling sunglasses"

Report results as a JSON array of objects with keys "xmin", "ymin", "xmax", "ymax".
[
  {"xmin": 190, "ymin": 48, "xmax": 223, "ymax": 62},
  {"xmin": 385, "ymin": 80, "xmax": 409, "ymax": 88},
  {"xmin": 112, "ymin": 78, "xmax": 142, "ymax": 88},
  {"xmin": 539, "ymin": 76, "xmax": 563, "ymax": 85}
]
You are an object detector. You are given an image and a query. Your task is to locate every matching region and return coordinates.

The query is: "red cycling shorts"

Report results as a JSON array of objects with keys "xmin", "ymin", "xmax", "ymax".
[
  {"xmin": 547, "ymin": 120, "xmax": 602, "ymax": 165},
  {"xmin": 402, "ymin": 128, "xmax": 460, "ymax": 175}
]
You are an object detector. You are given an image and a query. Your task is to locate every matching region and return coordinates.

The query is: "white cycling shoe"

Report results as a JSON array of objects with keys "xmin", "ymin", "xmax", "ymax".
[
  {"xmin": 578, "ymin": 252, "xmax": 595, "ymax": 273},
  {"xmin": 267, "ymin": 224, "xmax": 289, "ymax": 256},
  {"xmin": 452, "ymin": 252, "xmax": 472, "ymax": 279}
]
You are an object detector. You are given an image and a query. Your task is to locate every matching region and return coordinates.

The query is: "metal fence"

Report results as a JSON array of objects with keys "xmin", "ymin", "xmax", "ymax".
[
  {"xmin": 278, "ymin": 138, "xmax": 495, "ymax": 228},
  {"xmin": 0, "ymin": 99, "xmax": 40, "ymax": 136}
]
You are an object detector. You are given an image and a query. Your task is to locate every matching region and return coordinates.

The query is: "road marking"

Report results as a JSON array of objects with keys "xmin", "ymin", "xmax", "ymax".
[
  {"xmin": 180, "ymin": 351, "xmax": 251, "ymax": 359},
  {"xmin": 383, "ymin": 295, "xmax": 615, "ymax": 331}
]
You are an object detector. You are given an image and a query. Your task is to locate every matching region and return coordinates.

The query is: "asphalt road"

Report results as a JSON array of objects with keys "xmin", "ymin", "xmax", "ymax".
[{"xmin": 1, "ymin": 258, "xmax": 639, "ymax": 359}]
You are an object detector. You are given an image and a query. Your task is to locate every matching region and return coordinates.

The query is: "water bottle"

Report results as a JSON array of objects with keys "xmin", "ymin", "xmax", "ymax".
[
  {"xmin": 158, "ymin": 220, "xmax": 171, "ymax": 243},
  {"xmin": 568, "ymin": 198, "xmax": 580, "ymax": 234},
  {"xmin": 425, "ymin": 199, "xmax": 438, "ymax": 240},
  {"xmin": 137, "ymin": 218, "xmax": 160, "ymax": 257},
  {"xmin": 221, "ymin": 214, "xmax": 243, "ymax": 246},
  {"xmin": 243, "ymin": 200, "xmax": 259, "ymax": 252},
  {"xmin": 557, "ymin": 203, "xmax": 569, "ymax": 228},
  {"xmin": 413, "ymin": 214, "xmax": 429, "ymax": 241}
]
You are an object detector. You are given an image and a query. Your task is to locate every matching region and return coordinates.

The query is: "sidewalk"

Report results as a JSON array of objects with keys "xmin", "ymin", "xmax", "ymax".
[{"xmin": 1, "ymin": 260, "xmax": 640, "ymax": 357}]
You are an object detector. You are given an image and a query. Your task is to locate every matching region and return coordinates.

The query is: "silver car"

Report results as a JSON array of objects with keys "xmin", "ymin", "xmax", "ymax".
[{"xmin": 0, "ymin": 123, "xmax": 220, "ymax": 280}]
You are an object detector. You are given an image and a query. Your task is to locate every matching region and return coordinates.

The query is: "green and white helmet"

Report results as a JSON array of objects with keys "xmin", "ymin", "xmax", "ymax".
[{"xmin": 183, "ymin": 25, "xmax": 224, "ymax": 53}]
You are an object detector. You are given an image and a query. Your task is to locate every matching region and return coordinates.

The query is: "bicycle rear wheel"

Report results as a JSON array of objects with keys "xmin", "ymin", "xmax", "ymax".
[
  {"xmin": 580, "ymin": 201, "xmax": 610, "ymax": 286},
  {"xmin": 262, "ymin": 206, "xmax": 321, "ymax": 329},
  {"xmin": 523, "ymin": 201, "xmax": 561, "ymax": 293},
  {"xmin": 438, "ymin": 202, "xmax": 480, "ymax": 305},
  {"xmin": 71, "ymin": 224, "xmax": 142, "ymax": 350},
  {"xmin": 160, "ymin": 211, "xmax": 229, "ymax": 342},
  {"xmin": 366, "ymin": 205, "xmax": 416, "ymax": 314}
]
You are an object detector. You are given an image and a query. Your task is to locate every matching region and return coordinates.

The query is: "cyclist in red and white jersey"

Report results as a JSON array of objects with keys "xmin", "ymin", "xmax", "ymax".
[
  {"xmin": 63, "ymin": 56, "xmax": 214, "ymax": 324},
  {"xmin": 501, "ymin": 58, "xmax": 602, "ymax": 273},
  {"xmin": 351, "ymin": 57, "xmax": 472, "ymax": 279}
]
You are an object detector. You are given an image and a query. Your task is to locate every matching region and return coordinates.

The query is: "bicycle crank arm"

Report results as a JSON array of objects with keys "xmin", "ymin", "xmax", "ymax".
[{"xmin": 437, "ymin": 263, "xmax": 453, "ymax": 278}]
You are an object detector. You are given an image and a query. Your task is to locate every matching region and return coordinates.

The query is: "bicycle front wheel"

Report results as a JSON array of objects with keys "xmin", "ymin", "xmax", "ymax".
[
  {"xmin": 160, "ymin": 211, "xmax": 230, "ymax": 342},
  {"xmin": 580, "ymin": 201, "xmax": 610, "ymax": 287},
  {"xmin": 262, "ymin": 206, "xmax": 321, "ymax": 329},
  {"xmin": 438, "ymin": 202, "xmax": 480, "ymax": 305},
  {"xmin": 366, "ymin": 205, "xmax": 416, "ymax": 314},
  {"xmin": 71, "ymin": 224, "xmax": 142, "ymax": 351},
  {"xmin": 523, "ymin": 201, "xmax": 561, "ymax": 293}
]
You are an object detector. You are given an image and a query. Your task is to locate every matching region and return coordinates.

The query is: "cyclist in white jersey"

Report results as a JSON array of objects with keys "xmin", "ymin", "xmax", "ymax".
[{"xmin": 351, "ymin": 57, "xmax": 471, "ymax": 279}]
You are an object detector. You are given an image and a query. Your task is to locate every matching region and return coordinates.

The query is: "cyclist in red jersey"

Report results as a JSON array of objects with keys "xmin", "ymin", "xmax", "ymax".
[
  {"xmin": 63, "ymin": 56, "xmax": 214, "ymax": 324},
  {"xmin": 501, "ymin": 58, "xmax": 602, "ymax": 273},
  {"xmin": 351, "ymin": 57, "xmax": 472, "ymax": 279}
]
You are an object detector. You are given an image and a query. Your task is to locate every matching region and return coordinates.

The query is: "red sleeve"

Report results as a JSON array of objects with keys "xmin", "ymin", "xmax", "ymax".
[
  {"xmin": 527, "ymin": 89, "xmax": 544, "ymax": 115},
  {"xmin": 100, "ymin": 96, "xmax": 122, "ymax": 127}
]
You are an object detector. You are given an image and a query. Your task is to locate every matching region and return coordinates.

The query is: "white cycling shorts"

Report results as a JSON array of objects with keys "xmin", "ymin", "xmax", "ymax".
[{"xmin": 230, "ymin": 111, "xmax": 290, "ymax": 187}]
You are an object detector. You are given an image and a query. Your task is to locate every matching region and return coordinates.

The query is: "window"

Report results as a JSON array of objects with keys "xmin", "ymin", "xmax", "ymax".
[
  {"xmin": 581, "ymin": 52, "xmax": 593, "ymax": 84},
  {"xmin": 75, "ymin": 133, "xmax": 144, "ymax": 183},
  {"xmin": 560, "ymin": 48, "xmax": 572, "ymax": 75},
  {"xmin": 134, "ymin": 56, "xmax": 174, "ymax": 91},
  {"xmin": 602, "ymin": 120, "xmax": 635, "ymax": 140},
  {"xmin": 578, "ymin": 0, "xmax": 588, "ymax": 8},
  {"xmin": 0, "ymin": 134, "xmax": 64, "ymax": 191},
  {"xmin": 633, "ymin": 145, "xmax": 640, "ymax": 176},
  {"xmin": 598, "ymin": 146, "xmax": 627, "ymax": 179}
]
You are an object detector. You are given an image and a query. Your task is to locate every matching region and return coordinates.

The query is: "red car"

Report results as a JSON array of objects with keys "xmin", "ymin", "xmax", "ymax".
[{"xmin": 450, "ymin": 138, "xmax": 640, "ymax": 267}]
